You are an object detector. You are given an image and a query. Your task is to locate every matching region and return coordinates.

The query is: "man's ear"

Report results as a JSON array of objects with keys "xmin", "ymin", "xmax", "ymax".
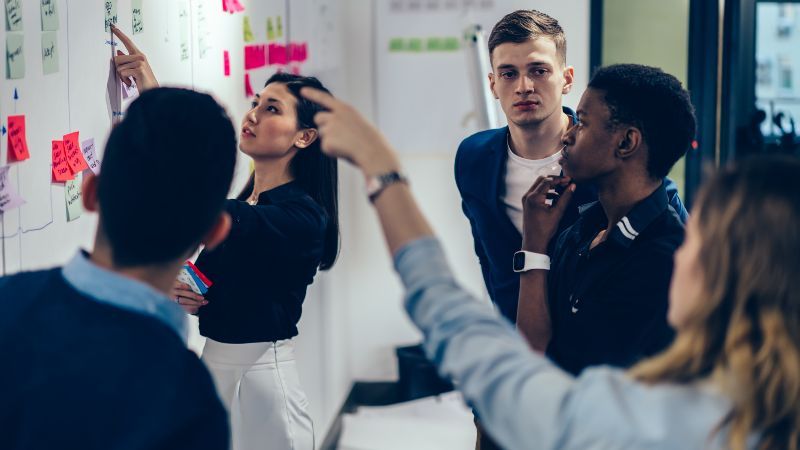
[
  {"xmin": 562, "ymin": 66, "xmax": 575, "ymax": 95},
  {"xmin": 615, "ymin": 128, "xmax": 643, "ymax": 160},
  {"xmin": 82, "ymin": 173, "xmax": 100, "ymax": 213},
  {"xmin": 294, "ymin": 128, "xmax": 319, "ymax": 149},
  {"xmin": 202, "ymin": 212, "xmax": 232, "ymax": 251},
  {"xmin": 488, "ymin": 72, "xmax": 498, "ymax": 99}
]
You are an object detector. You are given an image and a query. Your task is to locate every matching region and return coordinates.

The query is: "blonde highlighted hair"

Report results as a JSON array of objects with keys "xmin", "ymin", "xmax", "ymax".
[{"xmin": 630, "ymin": 156, "xmax": 800, "ymax": 450}]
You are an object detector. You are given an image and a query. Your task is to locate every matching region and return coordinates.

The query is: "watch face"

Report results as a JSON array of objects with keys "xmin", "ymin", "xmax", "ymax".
[{"xmin": 513, "ymin": 252, "xmax": 525, "ymax": 271}]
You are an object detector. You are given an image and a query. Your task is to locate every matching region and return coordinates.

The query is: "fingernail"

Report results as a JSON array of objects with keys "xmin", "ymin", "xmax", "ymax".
[{"xmin": 202, "ymin": 301, "xmax": 208, "ymax": 305}]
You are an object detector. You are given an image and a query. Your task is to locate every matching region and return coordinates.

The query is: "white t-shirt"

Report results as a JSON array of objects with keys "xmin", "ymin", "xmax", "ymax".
[{"xmin": 503, "ymin": 141, "xmax": 563, "ymax": 234}]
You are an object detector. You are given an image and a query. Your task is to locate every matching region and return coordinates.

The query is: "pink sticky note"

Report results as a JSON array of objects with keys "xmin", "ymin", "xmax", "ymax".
[
  {"xmin": 230, "ymin": 0, "xmax": 245, "ymax": 12},
  {"xmin": 64, "ymin": 132, "xmax": 89, "ymax": 173},
  {"xmin": 7, "ymin": 115, "xmax": 30, "ymax": 162},
  {"xmin": 244, "ymin": 44, "xmax": 266, "ymax": 70},
  {"xmin": 223, "ymin": 0, "xmax": 244, "ymax": 13},
  {"xmin": 268, "ymin": 43, "xmax": 287, "ymax": 65},
  {"xmin": 288, "ymin": 42, "xmax": 308, "ymax": 63},
  {"xmin": 245, "ymin": 73, "xmax": 254, "ymax": 97},
  {"xmin": 0, "ymin": 166, "xmax": 25, "ymax": 212},
  {"xmin": 224, "ymin": 50, "xmax": 231, "ymax": 76},
  {"xmin": 52, "ymin": 140, "xmax": 74, "ymax": 182}
]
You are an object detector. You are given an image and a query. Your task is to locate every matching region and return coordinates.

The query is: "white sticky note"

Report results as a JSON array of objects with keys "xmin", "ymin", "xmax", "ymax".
[
  {"xmin": 5, "ymin": 0, "xmax": 22, "ymax": 31},
  {"xmin": 40, "ymin": 0, "xmax": 59, "ymax": 31},
  {"xmin": 132, "ymin": 0, "xmax": 143, "ymax": 34},
  {"xmin": 0, "ymin": 166, "xmax": 25, "ymax": 212},
  {"xmin": 6, "ymin": 33, "xmax": 25, "ymax": 79},
  {"xmin": 65, "ymin": 172, "xmax": 83, "ymax": 221},
  {"xmin": 104, "ymin": 0, "xmax": 117, "ymax": 32},
  {"xmin": 41, "ymin": 31, "xmax": 59, "ymax": 75},
  {"xmin": 80, "ymin": 138, "xmax": 101, "ymax": 175}
]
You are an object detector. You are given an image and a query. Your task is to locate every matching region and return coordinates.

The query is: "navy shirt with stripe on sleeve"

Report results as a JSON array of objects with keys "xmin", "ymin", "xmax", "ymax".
[{"xmin": 546, "ymin": 182, "xmax": 683, "ymax": 375}]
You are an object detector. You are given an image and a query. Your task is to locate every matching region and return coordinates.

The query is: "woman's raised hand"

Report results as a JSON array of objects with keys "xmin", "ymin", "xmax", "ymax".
[
  {"xmin": 300, "ymin": 88, "xmax": 400, "ymax": 176},
  {"xmin": 111, "ymin": 25, "xmax": 159, "ymax": 92}
]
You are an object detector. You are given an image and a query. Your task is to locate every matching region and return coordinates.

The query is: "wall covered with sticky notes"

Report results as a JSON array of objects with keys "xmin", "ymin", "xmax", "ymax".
[{"xmin": 0, "ymin": 0, "xmax": 339, "ymax": 275}]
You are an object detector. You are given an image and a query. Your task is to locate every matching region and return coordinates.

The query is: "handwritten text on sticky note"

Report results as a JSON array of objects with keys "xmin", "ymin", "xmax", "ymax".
[
  {"xmin": 40, "ymin": 0, "xmax": 59, "ymax": 31},
  {"xmin": 64, "ymin": 132, "xmax": 89, "ymax": 173},
  {"xmin": 81, "ymin": 138, "xmax": 101, "ymax": 175},
  {"xmin": 52, "ymin": 140, "xmax": 73, "ymax": 182},
  {"xmin": 65, "ymin": 172, "xmax": 83, "ymax": 221},
  {"xmin": 7, "ymin": 115, "xmax": 30, "ymax": 162}
]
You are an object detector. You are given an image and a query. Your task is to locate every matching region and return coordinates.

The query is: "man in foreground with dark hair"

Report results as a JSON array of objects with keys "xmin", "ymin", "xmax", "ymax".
[
  {"xmin": 517, "ymin": 63, "xmax": 696, "ymax": 374},
  {"xmin": 0, "ymin": 88, "xmax": 237, "ymax": 449}
]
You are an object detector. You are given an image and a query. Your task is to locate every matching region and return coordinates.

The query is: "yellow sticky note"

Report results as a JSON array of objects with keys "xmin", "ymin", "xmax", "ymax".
[{"xmin": 243, "ymin": 16, "xmax": 254, "ymax": 42}]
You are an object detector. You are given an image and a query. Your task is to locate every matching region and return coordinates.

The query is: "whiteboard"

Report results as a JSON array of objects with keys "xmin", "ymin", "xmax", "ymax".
[
  {"xmin": 375, "ymin": 0, "xmax": 590, "ymax": 154},
  {"xmin": 0, "ymin": 0, "xmax": 341, "ymax": 274}
]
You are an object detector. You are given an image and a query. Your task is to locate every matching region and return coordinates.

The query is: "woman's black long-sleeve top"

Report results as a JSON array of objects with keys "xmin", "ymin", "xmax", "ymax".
[{"xmin": 195, "ymin": 181, "xmax": 328, "ymax": 344}]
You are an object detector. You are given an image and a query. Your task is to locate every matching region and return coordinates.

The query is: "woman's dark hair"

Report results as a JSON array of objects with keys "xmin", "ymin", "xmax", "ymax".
[{"xmin": 237, "ymin": 73, "xmax": 339, "ymax": 270}]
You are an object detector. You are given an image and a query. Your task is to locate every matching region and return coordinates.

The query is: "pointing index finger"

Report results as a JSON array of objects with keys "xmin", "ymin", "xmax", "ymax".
[
  {"xmin": 111, "ymin": 25, "xmax": 140, "ymax": 54},
  {"xmin": 300, "ymin": 87, "xmax": 337, "ymax": 110}
]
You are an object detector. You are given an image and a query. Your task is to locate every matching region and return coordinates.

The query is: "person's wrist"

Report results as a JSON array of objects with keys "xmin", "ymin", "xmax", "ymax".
[
  {"xmin": 521, "ymin": 236, "xmax": 549, "ymax": 254},
  {"xmin": 358, "ymin": 144, "xmax": 401, "ymax": 177}
]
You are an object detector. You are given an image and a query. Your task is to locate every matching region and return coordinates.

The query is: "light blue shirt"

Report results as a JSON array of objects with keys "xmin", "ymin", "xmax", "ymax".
[
  {"xmin": 394, "ymin": 237, "xmax": 736, "ymax": 450},
  {"xmin": 62, "ymin": 251, "xmax": 188, "ymax": 342}
]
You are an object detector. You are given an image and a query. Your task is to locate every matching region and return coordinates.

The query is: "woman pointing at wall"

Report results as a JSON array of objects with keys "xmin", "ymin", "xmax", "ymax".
[{"xmin": 111, "ymin": 26, "xmax": 339, "ymax": 450}]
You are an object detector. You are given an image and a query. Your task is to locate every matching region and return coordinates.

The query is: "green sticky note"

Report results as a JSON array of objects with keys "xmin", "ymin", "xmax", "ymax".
[
  {"xmin": 407, "ymin": 38, "xmax": 423, "ymax": 52},
  {"xmin": 65, "ymin": 172, "xmax": 83, "ymax": 222},
  {"xmin": 276, "ymin": 16, "xmax": 283, "ymax": 38},
  {"xmin": 178, "ymin": 2, "xmax": 189, "ymax": 61},
  {"xmin": 132, "ymin": 0, "xmax": 143, "ymax": 34},
  {"xmin": 426, "ymin": 37, "xmax": 443, "ymax": 51},
  {"xmin": 267, "ymin": 17, "xmax": 275, "ymax": 41},
  {"xmin": 104, "ymin": 0, "xmax": 117, "ymax": 32},
  {"xmin": 243, "ymin": 16, "xmax": 254, "ymax": 42},
  {"xmin": 5, "ymin": 0, "xmax": 22, "ymax": 31},
  {"xmin": 41, "ymin": 31, "xmax": 58, "ymax": 75},
  {"xmin": 40, "ymin": 0, "xmax": 58, "ymax": 31},
  {"xmin": 389, "ymin": 38, "xmax": 404, "ymax": 52},
  {"xmin": 443, "ymin": 37, "xmax": 460, "ymax": 51},
  {"xmin": 6, "ymin": 33, "xmax": 24, "ymax": 79}
]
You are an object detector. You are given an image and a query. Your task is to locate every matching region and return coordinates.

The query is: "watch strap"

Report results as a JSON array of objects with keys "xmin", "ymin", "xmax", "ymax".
[
  {"xmin": 367, "ymin": 171, "xmax": 408, "ymax": 203},
  {"xmin": 513, "ymin": 251, "xmax": 551, "ymax": 272}
]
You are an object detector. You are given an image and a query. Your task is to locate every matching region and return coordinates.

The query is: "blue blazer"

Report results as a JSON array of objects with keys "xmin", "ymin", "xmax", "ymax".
[{"xmin": 455, "ymin": 110, "xmax": 688, "ymax": 322}]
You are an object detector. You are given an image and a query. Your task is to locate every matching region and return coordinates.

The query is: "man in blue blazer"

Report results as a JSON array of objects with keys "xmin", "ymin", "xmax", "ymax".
[{"xmin": 455, "ymin": 10, "xmax": 687, "ymax": 323}]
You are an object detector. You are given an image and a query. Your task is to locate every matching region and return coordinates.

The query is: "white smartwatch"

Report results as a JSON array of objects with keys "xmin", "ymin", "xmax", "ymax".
[{"xmin": 512, "ymin": 251, "xmax": 550, "ymax": 272}]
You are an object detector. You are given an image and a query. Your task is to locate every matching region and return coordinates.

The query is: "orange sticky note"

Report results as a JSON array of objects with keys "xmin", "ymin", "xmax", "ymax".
[
  {"xmin": 52, "ymin": 140, "xmax": 74, "ymax": 182},
  {"xmin": 64, "ymin": 132, "xmax": 89, "ymax": 173},
  {"xmin": 7, "ymin": 115, "xmax": 30, "ymax": 162}
]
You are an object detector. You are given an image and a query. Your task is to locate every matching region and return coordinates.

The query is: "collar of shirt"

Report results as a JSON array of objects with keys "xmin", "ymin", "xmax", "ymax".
[
  {"xmin": 255, "ymin": 180, "xmax": 307, "ymax": 205},
  {"xmin": 576, "ymin": 181, "xmax": 670, "ymax": 250},
  {"xmin": 62, "ymin": 251, "xmax": 189, "ymax": 342}
]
